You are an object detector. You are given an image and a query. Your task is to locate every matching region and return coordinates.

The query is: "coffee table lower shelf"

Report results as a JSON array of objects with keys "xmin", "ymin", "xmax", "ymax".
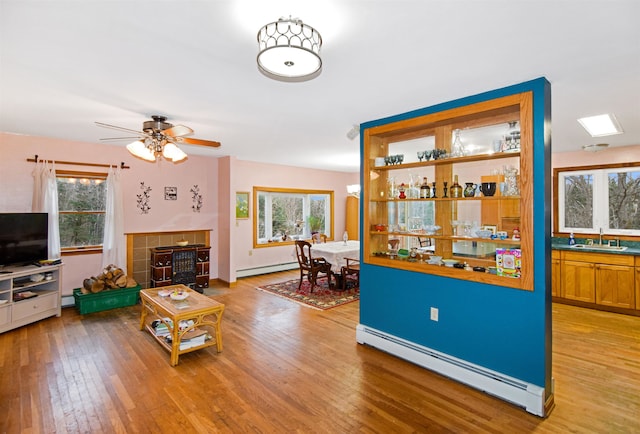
[{"xmin": 139, "ymin": 285, "xmax": 225, "ymax": 366}]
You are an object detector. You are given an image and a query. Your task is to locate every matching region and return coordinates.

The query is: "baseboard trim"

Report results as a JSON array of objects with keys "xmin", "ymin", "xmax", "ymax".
[
  {"xmin": 236, "ymin": 262, "xmax": 298, "ymax": 278},
  {"xmin": 356, "ymin": 324, "xmax": 546, "ymax": 417}
]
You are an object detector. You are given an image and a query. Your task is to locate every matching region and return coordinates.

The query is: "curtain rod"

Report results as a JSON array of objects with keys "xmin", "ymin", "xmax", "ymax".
[{"xmin": 27, "ymin": 155, "xmax": 130, "ymax": 169}]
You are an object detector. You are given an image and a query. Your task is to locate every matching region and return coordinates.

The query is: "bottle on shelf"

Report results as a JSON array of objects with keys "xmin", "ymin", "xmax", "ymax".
[
  {"xmin": 420, "ymin": 177, "xmax": 430, "ymax": 198},
  {"xmin": 450, "ymin": 175, "xmax": 463, "ymax": 198},
  {"xmin": 568, "ymin": 233, "xmax": 576, "ymax": 246}
]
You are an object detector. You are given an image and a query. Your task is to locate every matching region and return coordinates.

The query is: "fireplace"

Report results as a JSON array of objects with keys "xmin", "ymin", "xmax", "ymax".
[{"xmin": 126, "ymin": 230, "xmax": 211, "ymax": 290}]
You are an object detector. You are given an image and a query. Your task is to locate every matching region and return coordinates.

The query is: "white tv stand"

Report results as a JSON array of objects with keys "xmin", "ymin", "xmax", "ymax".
[{"xmin": 0, "ymin": 263, "xmax": 62, "ymax": 333}]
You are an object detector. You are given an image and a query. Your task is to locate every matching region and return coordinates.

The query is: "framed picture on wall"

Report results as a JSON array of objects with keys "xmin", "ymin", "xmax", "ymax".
[
  {"xmin": 236, "ymin": 192, "xmax": 249, "ymax": 219},
  {"xmin": 164, "ymin": 186, "xmax": 177, "ymax": 200}
]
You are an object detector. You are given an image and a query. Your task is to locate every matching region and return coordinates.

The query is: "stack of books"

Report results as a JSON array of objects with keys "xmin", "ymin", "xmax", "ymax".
[
  {"xmin": 164, "ymin": 329, "xmax": 210, "ymax": 350},
  {"xmin": 151, "ymin": 318, "xmax": 195, "ymax": 336}
]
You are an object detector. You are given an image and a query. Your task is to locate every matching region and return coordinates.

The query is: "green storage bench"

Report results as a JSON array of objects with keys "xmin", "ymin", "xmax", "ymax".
[{"xmin": 73, "ymin": 285, "xmax": 142, "ymax": 314}]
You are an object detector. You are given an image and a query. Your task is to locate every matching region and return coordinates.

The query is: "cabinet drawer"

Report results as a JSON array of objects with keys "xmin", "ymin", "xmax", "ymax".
[
  {"xmin": 561, "ymin": 251, "xmax": 633, "ymax": 266},
  {"xmin": 12, "ymin": 293, "xmax": 58, "ymax": 321}
]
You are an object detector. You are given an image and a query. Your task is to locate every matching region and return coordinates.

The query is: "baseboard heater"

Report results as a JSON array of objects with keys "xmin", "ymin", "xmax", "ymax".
[
  {"xmin": 236, "ymin": 262, "xmax": 298, "ymax": 278},
  {"xmin": 356, "ymin": 324, "xmax": 545, "ymax": 417}
]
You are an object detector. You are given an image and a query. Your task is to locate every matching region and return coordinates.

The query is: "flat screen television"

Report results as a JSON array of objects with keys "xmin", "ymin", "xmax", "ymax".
[{"xmin": 0, "ymin": 213, "xmax": 49, "ymax": 267}]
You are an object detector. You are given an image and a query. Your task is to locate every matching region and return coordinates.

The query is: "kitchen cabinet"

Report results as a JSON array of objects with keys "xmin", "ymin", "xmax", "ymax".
[
  {"xmin": 635, "ymin": 256, "xmax": 640, "ymax": 310},
  {"xmin": 551, "ymin": 250, "xmax": 560, "ymax": 297},
  {"xmin": 363, "ymin": 92, "xmax": 533, "ymax": 290},
  {"xmin": 558, "ymin": 250, "xmax": 636, "ymax": 311},
  {"xmin": 560, "ymin": 257, "xmax": 595, "ymax": 303}
]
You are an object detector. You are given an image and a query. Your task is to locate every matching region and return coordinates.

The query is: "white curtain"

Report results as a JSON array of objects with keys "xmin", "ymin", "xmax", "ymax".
[
  {"xmin": 32, "ymin": 161, "xmax": 61, "ymax": 259},
  {"xmin": 102, "ymin": 166, "xmax": 125, "ymax": 272}
]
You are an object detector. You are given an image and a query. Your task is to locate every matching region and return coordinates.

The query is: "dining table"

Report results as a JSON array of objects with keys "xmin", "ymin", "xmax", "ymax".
[{"xmin": 311, "ymin": 240, "xmax": 360, "ymax": 271}]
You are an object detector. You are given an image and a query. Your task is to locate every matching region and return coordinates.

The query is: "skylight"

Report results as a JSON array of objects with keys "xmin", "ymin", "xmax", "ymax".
[{"xmin": 577, "ymin": 114, "xmax": 624, "ymax": 137}]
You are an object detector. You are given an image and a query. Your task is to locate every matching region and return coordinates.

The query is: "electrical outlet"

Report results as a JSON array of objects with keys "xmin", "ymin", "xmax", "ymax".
[
  {"xmin": 430, "ymin": 307, "xmax": 439, "ymax": 322},
  {"xmin": 248, "ymin": 250, "xmax": 253, "ymax": 256}
]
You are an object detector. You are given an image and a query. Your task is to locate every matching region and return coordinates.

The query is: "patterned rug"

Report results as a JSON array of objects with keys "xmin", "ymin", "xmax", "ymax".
[{"xmin": 255, "ymin": 276, "xmax": 359, "ymax": 311}]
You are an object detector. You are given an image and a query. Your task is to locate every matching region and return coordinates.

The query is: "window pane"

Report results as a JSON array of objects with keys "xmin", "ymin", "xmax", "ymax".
[
  {"xmin": 57, "ymin": 175, "xmax": 106, "ymax": 248},
  {"xmin": 258, "ymin": 194, "xmax": 265, "ymax": 239},
  {"xmin": 608, "ymin": 170, "xmax": 640, "ymax": 230},
  {"xmin": 272, "ymin": 196, "xmax": 303, "ymax": 239},
  {"xmin": 57, "ymin": 177, "xmax": 106, "ymax": 211},
  {"xmin": 59, "ymin": 213, "xmax": 105, "ymax": 246},
  {"xmin": 254, "ymin": 188, "xmax": 334, "ymax": 245},
  {"xmin": 309, "ymin": 195, "xmax": 326, "ymax": 234},
  {"xmin": 563, "ymin": 174, "xmax": 593, "ymax": 228}
]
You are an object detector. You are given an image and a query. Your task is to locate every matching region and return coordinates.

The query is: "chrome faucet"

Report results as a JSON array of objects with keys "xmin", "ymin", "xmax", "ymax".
[{"xmin": 599, "ymin": 228, "xmax": 603, "ymax": 245}]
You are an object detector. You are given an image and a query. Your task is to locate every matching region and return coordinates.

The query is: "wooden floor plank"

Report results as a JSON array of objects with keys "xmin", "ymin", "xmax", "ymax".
[{"xmin": 1, "ymin": 269, "xmax": 639, "ymax": 433}]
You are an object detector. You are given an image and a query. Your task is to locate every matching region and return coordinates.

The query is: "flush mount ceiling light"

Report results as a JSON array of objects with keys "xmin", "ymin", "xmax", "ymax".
[
  {"xmin": 257, "ymin": 16, "xmax": 322, "ymax": 82},
  {"xmin": 582, "ymin": 143, "xmax": 610, "ymax": 152},
  {"xmin": 577, "ymin": 114, "xmax": 624, "ymax": 137}
]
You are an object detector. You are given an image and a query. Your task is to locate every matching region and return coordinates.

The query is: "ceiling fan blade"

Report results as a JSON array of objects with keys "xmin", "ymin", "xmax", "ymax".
[
  {"xmin": 100, "ymin": 136, "xmax": 144, "ymax": 141},
  {"xmin": 177, "ymin": 137, "xmax": 221, "ymax": 148},
  {"xmin": 163, "ymin": 124, "xmax": 193, "ymax": 137},
  {"xmin": 95, "ymin": 121, "xmax": 145, "ymax": 135}
]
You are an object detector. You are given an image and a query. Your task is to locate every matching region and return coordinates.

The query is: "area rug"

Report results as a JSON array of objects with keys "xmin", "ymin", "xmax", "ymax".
[{"xmin": 255, "ymin": 277, "xmax": 359, "ymax": 311}]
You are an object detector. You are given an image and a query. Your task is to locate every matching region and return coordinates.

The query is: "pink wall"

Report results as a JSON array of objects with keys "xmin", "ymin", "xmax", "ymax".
[
  {"xmin": 0, "ymin": 132, "xmax": 359, "ymax": 290},
  {"xmin": 552, "ymin": 144, "xmax": 640, "ymax": 168},
  {"xmin": 228, "ymin": 157, "xmax": 359, "ymax": 280},
  {"xmin": 0, "ymin": 132, "xmax": 218, "ymax": 294}
]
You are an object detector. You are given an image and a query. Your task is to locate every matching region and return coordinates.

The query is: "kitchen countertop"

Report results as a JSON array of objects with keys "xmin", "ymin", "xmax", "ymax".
[{"xmin": 552, "ymin": 238, "xmax": 640, "ymax": 256}]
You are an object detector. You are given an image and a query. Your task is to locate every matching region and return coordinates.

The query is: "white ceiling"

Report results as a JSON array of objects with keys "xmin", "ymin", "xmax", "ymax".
[{"xmin": 1, "ymin": 1, "xmax": 639, "ymax": 173}]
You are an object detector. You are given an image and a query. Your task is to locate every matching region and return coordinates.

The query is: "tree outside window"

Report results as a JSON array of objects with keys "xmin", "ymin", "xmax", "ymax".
[{"xmin": 56, "ymin": 171, "xmax": 107, "ymax": 249}]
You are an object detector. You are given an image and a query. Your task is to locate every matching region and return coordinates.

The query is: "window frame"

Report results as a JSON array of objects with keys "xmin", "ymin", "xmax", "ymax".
[
  {"xmin": 554, "ymin": 162, "xmax": 640, "ymax": 238},
  {"xmin": 56, "ymin": 170, "xmax": 108, "ymax": 254},
  {"xmin": 252, "ymin": 186, "xmax": 334, "ymax": 248}
]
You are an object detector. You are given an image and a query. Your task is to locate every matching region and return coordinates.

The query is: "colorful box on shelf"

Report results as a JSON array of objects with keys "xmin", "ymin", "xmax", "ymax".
[{"xmin": 73, "ymin": 285, "xmax": 141, "ymax": 315}]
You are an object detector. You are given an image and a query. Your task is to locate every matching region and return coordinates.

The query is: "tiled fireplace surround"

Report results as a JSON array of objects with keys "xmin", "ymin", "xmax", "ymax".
[{"xmin": 126, "ymin": 230, "xmax": 210, "ymax": 289}]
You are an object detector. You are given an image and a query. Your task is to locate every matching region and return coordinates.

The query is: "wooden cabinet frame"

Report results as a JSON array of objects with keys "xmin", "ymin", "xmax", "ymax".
[{"xmin": 363, "ymin": 92, "xmax": 534, "ymax": 290}]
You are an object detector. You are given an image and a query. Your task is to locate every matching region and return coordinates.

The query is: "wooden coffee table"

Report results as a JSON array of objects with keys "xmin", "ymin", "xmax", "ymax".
[{"xmin": 139, "ymin": 285, "xmax": 225, "ymax": 366}]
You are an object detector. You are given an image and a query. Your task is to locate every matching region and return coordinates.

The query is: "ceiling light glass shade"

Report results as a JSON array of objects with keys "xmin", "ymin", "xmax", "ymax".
[
  {"xmin": 577, "ymin": 114, "xmax": 623, "ymax": 137},
  {"xmin": 127, "ymin": 140, "xmax": 155, "ymax": 161},
  {"xmin": 582, "ymin": 143, "xmax": 609, "ymax": 152},
  {"xmin": 162, "ymin": 142, "xmax": 187, "ymax": 162},
  {"xmin": 257, "ymin": 17, "xmax": 322, "ymax": 82}
]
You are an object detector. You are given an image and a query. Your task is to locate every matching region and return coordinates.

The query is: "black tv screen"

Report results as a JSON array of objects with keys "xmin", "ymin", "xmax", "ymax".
[{"xmin": 0, "ymin": 213, "xmax": 49, "ymax": 267}]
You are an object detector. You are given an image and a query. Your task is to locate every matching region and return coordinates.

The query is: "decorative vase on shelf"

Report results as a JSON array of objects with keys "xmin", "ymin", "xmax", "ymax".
[
  {"xmin": 451, "ymin": 129, "xmax": 465, "ymax": 157},
  {"xmin": 463, "ymin": 182, "xmax": 477, "ymax": 197},
  {"xmin": 450, "ymin": 175, "xmax": 463, "ymax": 198}
]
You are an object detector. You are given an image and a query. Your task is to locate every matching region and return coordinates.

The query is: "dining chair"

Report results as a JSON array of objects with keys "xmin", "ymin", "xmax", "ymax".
[
  {"xmin": 341, "ymin": 257, "xmax": 360, "ymax": 290},
  {"xmin": 311, "ymin": 233, "xmax": 328, "ymax": 244},
  {"xmin": 294, "ymin": 240, "xmax": 333, "ymax": 292},
  {"xmin": 417, "ymin": 236, "xmax": 431, "ymax": 248}
]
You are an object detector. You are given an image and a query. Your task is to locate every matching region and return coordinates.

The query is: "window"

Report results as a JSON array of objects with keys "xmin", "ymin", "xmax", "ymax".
[
  {"xmin": 556, "ymin": 163, "xmax": 640, "ymax": 236},
  {"xmin": 56, "ymin": 171, "xmax": 107, "ymax": 249},
  {"xmin": 254, "ymin": 187, "xmax": 334, "ymax": 246}
]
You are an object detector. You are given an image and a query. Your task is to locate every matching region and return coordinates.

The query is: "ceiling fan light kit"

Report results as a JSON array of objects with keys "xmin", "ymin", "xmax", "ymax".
[
  {"xmin": 97, "ymin": 115, "xmax": 220, "ymax": 163},
  {"xmin": 257, "ymin": 16, "xmax": 322, "ymax": 82}
]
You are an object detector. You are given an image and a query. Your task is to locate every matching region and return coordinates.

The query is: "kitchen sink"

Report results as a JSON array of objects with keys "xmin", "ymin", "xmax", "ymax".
[{"xmin": 570, "ymin": 244, "xmax": 627, "ymax": 252}]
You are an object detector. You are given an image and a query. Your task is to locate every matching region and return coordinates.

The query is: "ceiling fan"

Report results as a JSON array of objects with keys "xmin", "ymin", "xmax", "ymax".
[{"xmin": 96, "ymin": 115, "xmax": 221, "ymax": 162}]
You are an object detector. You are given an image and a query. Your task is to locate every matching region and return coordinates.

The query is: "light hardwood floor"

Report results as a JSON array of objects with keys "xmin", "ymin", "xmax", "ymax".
[{"xmin": 1, "ymin": 270, "xmax": 639, "ymax": 433}]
